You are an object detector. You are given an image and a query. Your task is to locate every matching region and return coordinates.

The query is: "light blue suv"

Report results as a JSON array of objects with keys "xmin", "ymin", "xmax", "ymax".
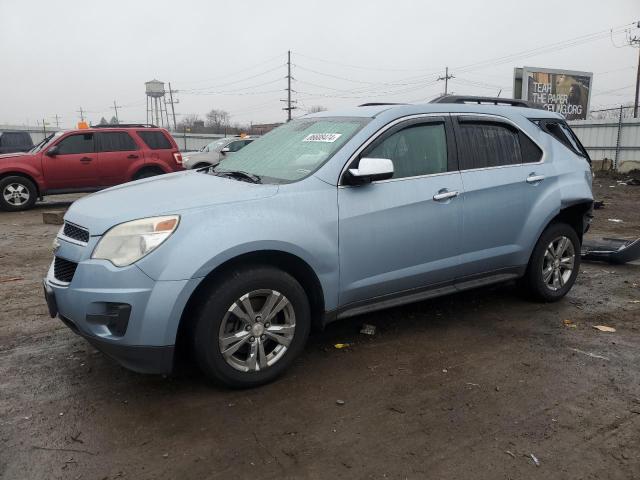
[{"xmin": 44, "ymin": 96, "xmax": 593, "ymax": 387}]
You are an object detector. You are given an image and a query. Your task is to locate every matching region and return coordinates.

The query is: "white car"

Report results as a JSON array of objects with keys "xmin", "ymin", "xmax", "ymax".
[{"xmin": 182, "ymin": 137, "xmax": 255, "ymax": 169}]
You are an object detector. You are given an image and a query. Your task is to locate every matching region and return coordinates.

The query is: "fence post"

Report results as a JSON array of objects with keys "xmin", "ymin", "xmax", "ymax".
[{"xmin": 614, "ymin": 105, "xmax": 624, "ymax": 171}]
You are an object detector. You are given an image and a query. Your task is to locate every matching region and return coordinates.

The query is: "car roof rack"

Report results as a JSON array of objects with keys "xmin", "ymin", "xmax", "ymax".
[
  {"xmin": 429, "ymin": 95, "xmax": 537, "ymax": 108},
  {"xmin": 90, "ymin": 123, "xmax": 158, "ymax": 129},
  {"xmin": 358, "ymin": 102, "xmax": 408, "ymax": 107}
]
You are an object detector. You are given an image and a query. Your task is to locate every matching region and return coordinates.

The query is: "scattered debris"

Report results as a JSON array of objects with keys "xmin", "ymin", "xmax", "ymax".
[
  {"xmin": 162, "ymin": 453, "xmax": 169, "ymax": 458},
  {"xmin": 495, "ymin": 386, "xmax": 500, "ymax": 392},
  {"xmin": 42, "ymin": 211, "xmax": 65, "ymax": 225},
  {"xmin": 563, "ymin": 319, "xmax": 577, "ymax": 328},
  {"xmin": 625, "ymin": 178, "xmax": 640, "ymax": 186},
  {"xmin": 593, "ymin": 200, "xmax": 605, "ymax": 209},
  {"xmin": 581, "ymin": 237, "xmax": 640, "ymax": 264},
  {"xmin": 360, "ymin": 324, "xmax": 376, "ymax": 335},
  {"xmin": 607, "ymin": 218, "xmax": 623, "ymax": 223},
  {"xmin": 466, "ymin": 382, "xmax": 480, "ymax": 387},
  {"xmin": 336, "ymin": 399, "xmax": 345, "ymax": 406},
  {"xmin": 442, "ymin": 368, "xmax": 448, "ymax": 373},
  {"xmin": 569, "ymin": 347, "xmax": 609, "ymax": 361},
  {"xmin": 593, "ymin": 325, "xmax": 616, "ymax": 333},
  {"xmin": 388, "ymin": 406, "xmax": 406, "ymax": 414},
  {"xmin": 505, "ymin": 450, "xmax": 516, "ymax": 459},
  {"xmin": 629, "ymin": 300, "xmax": 640, "ymax": 304},
  {"xmin": 0, "ymin": 277, "xmax": 23, "ymax": 283},
  {"xmin": 31, "ymin": 445, "xmax": 95, "ymax": 456},
  {"xmin": 529, "ymin": 453, "xmax": 540, "ymax": 467},
  {"xmin": 334, "ymin": 343, "xmax": 350, "ymax": 349}
]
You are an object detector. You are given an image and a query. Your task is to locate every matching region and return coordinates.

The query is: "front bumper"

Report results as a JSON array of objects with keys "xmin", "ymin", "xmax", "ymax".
[{"xmin": 44, "ymin": 237, "xmax": 199, "ymax": 374}]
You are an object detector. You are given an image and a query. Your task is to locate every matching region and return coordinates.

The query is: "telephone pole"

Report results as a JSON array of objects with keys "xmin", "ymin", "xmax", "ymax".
[
  {"xmin": 437, "ymin": 67, "xmax": 455, "ymax": 95},
  {"xmin": 168, "ymin": 82, "xmax": 178, "ymax": 131},
  {"xmin": 111, "ymin": 100, "xmax": 122, "ymax": 124},
  {"xmin": 76, "ymin": 107, "xmax": 85, "ymax": 122},
  {"xmin": 628, "ymin": 23, "xmax": 640, "ymax": 118},
  {"xmin": 281, "ymin": 50, "xmax": 296, "ymax": 121},
  {"xmin": 52, "ymin": 114, "xmax": 61, "ymax": 129}
]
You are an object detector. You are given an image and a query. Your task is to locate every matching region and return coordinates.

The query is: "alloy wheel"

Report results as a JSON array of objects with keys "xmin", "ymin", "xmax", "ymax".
[
  {"xmin": 542, "ymin": 235, "xmax": 575, "ymax": 291},
  {"xmin": 2, "ymin": 183, "xmax": 30, "ymax": 206},
  {"xmin": 218, "ymin": 289, "xmax": 296, "ymax": 372}
]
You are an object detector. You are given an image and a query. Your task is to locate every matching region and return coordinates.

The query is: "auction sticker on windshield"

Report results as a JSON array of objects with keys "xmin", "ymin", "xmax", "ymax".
[{"xmin": 303, "ymin": 133, "xmax": 342, "ymax": 143}]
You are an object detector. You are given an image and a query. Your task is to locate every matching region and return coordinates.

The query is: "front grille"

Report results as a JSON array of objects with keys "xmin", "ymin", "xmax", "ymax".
[
  {"xmin": 54, "ymin": 257, "xmax": 78, "ymax": 283},
  {"xmin": 63, "ymin": 222, "xmax": 89, "ymax": 243}
]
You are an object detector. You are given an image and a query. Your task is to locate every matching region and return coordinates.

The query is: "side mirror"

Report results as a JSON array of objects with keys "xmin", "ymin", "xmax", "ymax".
[
  {"xmin": 46, "ymin": 145, "xmax": 59, "ymax": 157},
  {"xmin": 345, "ymin": 157, "xmax": 394, "ymax": 185},
  {"xmin": 220, "ymin": 147, "xmax": 230, "ymax": 155}
]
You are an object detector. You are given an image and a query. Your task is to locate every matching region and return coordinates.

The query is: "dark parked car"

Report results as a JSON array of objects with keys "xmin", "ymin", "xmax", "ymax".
[{"xmin": 0, "ymin": 131, "xmax": 33, "ymax": 154}]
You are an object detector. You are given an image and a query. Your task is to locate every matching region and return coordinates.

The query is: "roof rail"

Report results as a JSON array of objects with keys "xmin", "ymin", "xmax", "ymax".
[
  {"xmin": 429, "ymin": 95, "xmax": 537, "ymax": 108},
  {"xmin": 358, "ymin": 102, "xmax": 408, "ymax": 107},
  {"xmin": 90, "ymin": 123, "xmax": 158, "ymax": 129}
]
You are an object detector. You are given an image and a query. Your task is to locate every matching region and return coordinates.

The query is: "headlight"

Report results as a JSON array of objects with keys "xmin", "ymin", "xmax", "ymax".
[{"xmin": 92, "ymin": 215, "xmax": 180, "ymax": 267}]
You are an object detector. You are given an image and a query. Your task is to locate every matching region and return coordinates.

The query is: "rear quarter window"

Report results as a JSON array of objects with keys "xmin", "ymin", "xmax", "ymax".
[{"xmin": 137, "ymin": 131, "xmax": 173, "ymax": 150}]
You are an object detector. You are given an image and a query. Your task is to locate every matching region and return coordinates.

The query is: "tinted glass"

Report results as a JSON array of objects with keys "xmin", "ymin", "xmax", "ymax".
[
  {"xmin": 0, "ymin": 132, "xmax": 31, "ymax": 147},
  {"xmin": 56, "ymin": 133, "xmax": 94, "ymax": 155},
  {"xmin": 458, "ymin": 122, "xmax": 521, "ymax": 169},
  {"xmin": 137, "ymin": 131, "xmax": 172, "ymax": 150},
  {"xmin": 365, "ymin": 123, "xmax": 448, "ymax": 178},
  {"xmin": 518, "ymin": 131, "xmax": 543, "ymax": 163},
  {"xmin": 227, "ymin": 141, "xmax": 246, "ymax": 152},
  {"xmin": 98, "ymin": 132, "xmax": 138, "ymax": 152}
]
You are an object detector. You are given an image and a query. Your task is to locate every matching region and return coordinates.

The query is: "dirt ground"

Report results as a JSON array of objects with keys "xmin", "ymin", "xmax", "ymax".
[{"xmin": 1, "ymin": 177, "xmax": 639, "ymax": 480}]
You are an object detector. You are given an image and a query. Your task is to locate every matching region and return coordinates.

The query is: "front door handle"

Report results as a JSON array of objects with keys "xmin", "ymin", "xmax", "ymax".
[
  {"xmin": 433, "ymin": 190, "xmax": 459, "ymax": 201},
  {"xmin": 526, "ymin": 174, "xmax": 545, "ymax": 184},
  {"xmin": 127, "ymin": 154, "xmax": 139, "ymax": 159},
  {"xmin": 79, "ymin": 156, "xmax": 93, "ymax": 163}
]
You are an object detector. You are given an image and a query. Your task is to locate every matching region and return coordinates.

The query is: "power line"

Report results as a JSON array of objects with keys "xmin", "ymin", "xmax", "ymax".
[
  {"xmin": 437, "ymin": 67, "xmax": 455, "ymax": 95},
  {"xmin": 281, "ymin": 50, "xmax": 296, "ymax": 122}
]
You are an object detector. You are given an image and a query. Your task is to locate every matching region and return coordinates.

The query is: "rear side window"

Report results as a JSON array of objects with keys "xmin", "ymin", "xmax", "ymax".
[
  {"xmin": 457, "ymin": 120, "xmax": 541, "ymax": 169},
  {"xmin": 98, "ymin": 132, "xmax": 138, "ymax": 152},
  {"xmin": 0, "ymin": 132, "xmax": 31, "ymax": 147},
  {"xmin": 137, "ymin": 131, "xmax": 172, "ymax": 150},
  {"xmin": 56, "ymin": 133, "xmax": 95, "ymax": 154},
  {"xmin": 364, "ymin": 122, "xmax": 448, "ymax": 179},
  {"xmin": 534, "ymin": 119, "xmax": 588, "ymax": 159}
]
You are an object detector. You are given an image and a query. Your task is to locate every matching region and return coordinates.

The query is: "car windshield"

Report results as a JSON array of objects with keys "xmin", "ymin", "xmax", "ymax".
[
  {"xmin": 214, "ymin": 117, "xmax": 368, "ymax": 182},
  {"xmin": 30, "ymin": 131, "xmax": 64, "ymax": 153},
  {"xmin": 205, "ymin": 138, "xmax": 231, "ymax": 151}
]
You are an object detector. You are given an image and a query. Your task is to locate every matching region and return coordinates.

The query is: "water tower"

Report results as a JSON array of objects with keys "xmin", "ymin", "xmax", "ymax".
[{"xmin": 145, "ymin": 79, "xmax": 169, "ymax": 127}]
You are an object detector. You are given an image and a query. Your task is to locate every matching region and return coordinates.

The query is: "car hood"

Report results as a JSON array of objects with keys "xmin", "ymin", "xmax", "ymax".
[
  {"xmin": 65, "ymin": 170, "xmax": 279, "ymax": 235},
  {"xmin": 0, "ymin": 152, "xmax": 33, "ymax": 160}
]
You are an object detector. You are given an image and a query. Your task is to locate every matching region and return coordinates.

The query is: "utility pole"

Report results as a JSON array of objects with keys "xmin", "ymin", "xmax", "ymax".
[
  {"xmin": 628, "ymin": 23, "xmax": 640, "ymax": 118},
  {"xmin": 168, "ymin": 82, "xmax": 178, "ymax": 131},
  {"xmin": 52, "ymin": 114, "xmax": 61, "ymax": 129},
  {"xmin": 281, "ymin": 50, "xmax": 296, "ymax": 121},
  {"xmin": 77, "ymin": 107, "xmax": 85, "ymax": 122},
  {"xmin": 437, "ymin": 67, "xmax": 455, "ymax": 95},
  {"xmin": 111, "ymin": 100, "xmax": 122, "ymax": 124}
]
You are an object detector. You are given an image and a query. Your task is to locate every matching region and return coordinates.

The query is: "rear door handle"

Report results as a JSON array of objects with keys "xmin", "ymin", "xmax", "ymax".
[
  {"xmin": 526, "ymin": 174, "xmax": 545, "ymax": 184},
  {"xmin": 127, "ymin": 154, "xmax": 139, "ymax": 159},
  {"xmin": 80, "ymin": 156, "xmax": 93, "ymax": 163},
  {"xmin": 433, "ymin": 190, "xmax": 459, "ymax": 201}
]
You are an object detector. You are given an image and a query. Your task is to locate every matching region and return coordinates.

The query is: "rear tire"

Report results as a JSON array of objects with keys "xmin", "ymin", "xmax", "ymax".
[
  {"xmin": 133, "ymin": 168, "xmax": 163, "ymax": 181},
  {"xmin": 192, "ymin": 266, "xmax": 311, "ymax": 388},
  {"xmin": 0, "ymin": 175, "xmax": 37, "ymax": 211},
  {"xmin": 522, "ymin": 222, "xmax": 580, "ymax": 302}
]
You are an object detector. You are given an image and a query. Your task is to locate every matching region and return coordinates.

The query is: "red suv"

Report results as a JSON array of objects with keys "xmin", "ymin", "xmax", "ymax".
[{"xmin": 0, "ymin": 124, "xmax": 183, "ymax": 211}]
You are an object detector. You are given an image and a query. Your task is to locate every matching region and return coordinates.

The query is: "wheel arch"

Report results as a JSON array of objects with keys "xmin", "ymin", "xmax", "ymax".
[
  {"xmin": 0, "ymin": 171, "xmax": 41, "ymax": 196},
  {"xmin": 175, "ymin": 249, "xmax": 326, "ymax": 359}
]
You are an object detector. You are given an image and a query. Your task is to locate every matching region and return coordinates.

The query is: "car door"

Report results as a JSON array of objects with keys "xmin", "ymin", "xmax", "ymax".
[
  {"xmin": 96, "ymin": 131, "xmax": 141, "ymax": 186},
  {"xmin": 452, "ymin": 115, "xmax": 548, "ymax": 277},
  {"xmin": 42, "ymin": 132, "xmax": 98, "ymax": 189},
  {"xmin": 338, "ymin": 116, "xmax": 464, "ymax": 306}
]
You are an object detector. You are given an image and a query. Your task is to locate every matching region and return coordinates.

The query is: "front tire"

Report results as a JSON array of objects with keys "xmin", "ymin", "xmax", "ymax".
[
  {"xmin": 192, "ymin": 266, "xmax": 311, "ymax": 388},
  {"xmin": 522, "ymin": 222, "xmax": 580, "ymax": 302},
  {"xmin": 0, "ymin": 176, "xmax": 37, "ymax": 211}
]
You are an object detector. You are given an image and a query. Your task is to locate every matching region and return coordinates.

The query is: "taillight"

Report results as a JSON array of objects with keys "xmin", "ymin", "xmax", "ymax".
[{"xmin": 173, "ymin": 152, "xmax": 183, "ymax": 165}]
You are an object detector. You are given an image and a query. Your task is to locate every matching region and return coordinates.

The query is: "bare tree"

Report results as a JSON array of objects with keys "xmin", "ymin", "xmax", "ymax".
[
  {"xmin": 206, "ymin": 109, "xmax": 230, "ymax": 132},
  {"xmin": 177, "ymin": 114, "xmax": 201, "ymax": 130},
  {"xmin": 308, "ymin": 105, "xmax": 327, "ymax": 113}
]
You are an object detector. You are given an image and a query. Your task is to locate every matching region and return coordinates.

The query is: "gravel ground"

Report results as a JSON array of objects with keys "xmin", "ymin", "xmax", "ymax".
[{"xmin": 1, "ymin": 179, "xmax": 639, "ymax": 480}]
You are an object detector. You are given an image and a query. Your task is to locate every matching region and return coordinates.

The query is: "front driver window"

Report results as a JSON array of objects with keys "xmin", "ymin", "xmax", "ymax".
[
  {"xmin": 365, "ymin": 123, "xmax": 448, "ymax": 179},
  {"xmin": 56, "ymin": 133, "xmax": 94, "ymax": 155}
]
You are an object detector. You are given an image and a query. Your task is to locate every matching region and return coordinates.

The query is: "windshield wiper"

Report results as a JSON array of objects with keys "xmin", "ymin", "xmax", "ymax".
[{"xmin": 212, "ymin": 169, "xmax": 261, "ymax": 184}]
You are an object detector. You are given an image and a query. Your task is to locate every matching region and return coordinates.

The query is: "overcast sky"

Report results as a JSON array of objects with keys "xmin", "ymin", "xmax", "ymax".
[{"xmin": 0, "ymin": 0, "xmax": 638, "ymax": 128}]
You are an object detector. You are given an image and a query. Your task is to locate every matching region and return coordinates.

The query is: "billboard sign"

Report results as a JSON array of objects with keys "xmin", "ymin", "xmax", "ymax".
[{"xmin": 513, "ymin": 67, "xmax": 593, "ymax": 120}]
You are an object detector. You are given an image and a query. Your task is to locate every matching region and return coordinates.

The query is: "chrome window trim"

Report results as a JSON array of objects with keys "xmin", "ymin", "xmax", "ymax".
[
  {"xmin": 58, "ymin": 233, "xmax": 88, "ymax": 247},
  {"xmin": 450, "ymin": 112, "xmax": 546, "ymax": 171},
  {"xmin": 338, "ymin": 113, "xmax": 449, "ymax": 187}
]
